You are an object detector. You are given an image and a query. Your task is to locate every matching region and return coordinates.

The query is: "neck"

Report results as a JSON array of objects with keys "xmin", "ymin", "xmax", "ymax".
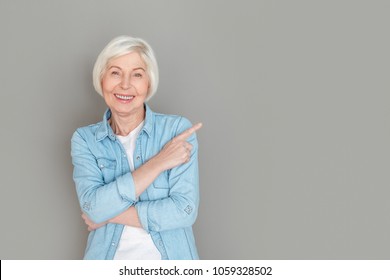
[{"xmin": 109, "ymin": 108, "xmax": 145, "ymax": 136}]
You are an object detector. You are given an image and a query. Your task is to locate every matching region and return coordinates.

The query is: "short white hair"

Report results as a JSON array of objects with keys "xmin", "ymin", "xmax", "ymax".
[{"xmin": 92, "ymin": 36, "xmax": 159, "ymax": 101}]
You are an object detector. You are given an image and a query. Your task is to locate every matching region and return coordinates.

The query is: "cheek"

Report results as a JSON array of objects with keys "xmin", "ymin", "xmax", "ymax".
[
  {"xmin": 101, "ymin": 77, "xmax": 116, "ymax": 93},
  {"xmin": 133, "ymin": 80, "xmax": 149, "ymax": 94}
]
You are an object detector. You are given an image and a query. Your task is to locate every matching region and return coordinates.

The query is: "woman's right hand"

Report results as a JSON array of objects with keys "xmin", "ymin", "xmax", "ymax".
[{"xmin": 153, "ymin": 123, "xmax": 202, "ymax": 171}]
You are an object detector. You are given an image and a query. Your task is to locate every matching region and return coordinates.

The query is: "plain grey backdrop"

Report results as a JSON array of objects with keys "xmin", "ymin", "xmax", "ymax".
[{"xmin": 1, "ymin": 0, "xmax": 389, "ymax": 259}]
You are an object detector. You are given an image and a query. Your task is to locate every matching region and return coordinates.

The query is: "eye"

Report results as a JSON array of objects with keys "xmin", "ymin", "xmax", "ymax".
[
  {"xmin": 133, "ymin": 72, "xmax": 143, "ymax": 78},
  {"xmin": 111, "ymin": 71, "xmax": 120, "ymax": 76}
]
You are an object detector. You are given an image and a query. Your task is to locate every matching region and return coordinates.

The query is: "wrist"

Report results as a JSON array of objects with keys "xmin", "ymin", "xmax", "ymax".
[{"xmin": 148, "ymin": 154, "xmax": 166, "ymax": 173}]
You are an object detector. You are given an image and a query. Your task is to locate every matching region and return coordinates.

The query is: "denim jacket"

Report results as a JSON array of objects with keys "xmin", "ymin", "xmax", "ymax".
[{"xmin": 71, "ymin": 104, "xmax": 199, "ymax": 259}]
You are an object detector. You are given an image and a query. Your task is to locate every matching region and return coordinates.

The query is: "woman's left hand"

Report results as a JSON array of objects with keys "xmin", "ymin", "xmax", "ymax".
[{"xmin": 81, "ymin": 213, "xmax": 107, "ymax": 231}]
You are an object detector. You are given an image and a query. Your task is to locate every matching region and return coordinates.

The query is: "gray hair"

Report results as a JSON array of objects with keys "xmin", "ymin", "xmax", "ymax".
[{"xmin": 92, "ymin": 36, "xmax": 159, "ymax": 101}]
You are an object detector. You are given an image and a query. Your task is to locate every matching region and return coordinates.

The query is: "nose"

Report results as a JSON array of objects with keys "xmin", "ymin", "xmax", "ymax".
[{"xmin": 120, "ymin": 78, "xmax": 132, "ymax": 90}]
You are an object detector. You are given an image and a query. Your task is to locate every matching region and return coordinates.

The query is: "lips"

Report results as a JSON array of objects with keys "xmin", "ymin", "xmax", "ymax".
[{"xmin": 114, "ymin": 94, "xmax": 135, "ymax": 101}]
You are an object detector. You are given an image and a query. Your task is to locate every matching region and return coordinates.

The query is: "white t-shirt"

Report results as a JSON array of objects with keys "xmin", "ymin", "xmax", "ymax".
[{"xmin": 113, "ymin": 121, "xmax": 161, "ymax": 260}]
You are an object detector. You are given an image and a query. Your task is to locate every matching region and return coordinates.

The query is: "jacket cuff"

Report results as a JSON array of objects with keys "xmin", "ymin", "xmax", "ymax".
[
  {"xmin": 116, "ymin": 172, "xmax": 137, "ymax": 202},
  {"xmin": 136, "ymin": 201, "xmax": 150, "ymax": 233}
]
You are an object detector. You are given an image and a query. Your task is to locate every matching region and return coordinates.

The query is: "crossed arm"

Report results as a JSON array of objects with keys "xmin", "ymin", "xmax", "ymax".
[{"xmin": 74, "ymin": 122, "xmax": 202, "ymax": 231}]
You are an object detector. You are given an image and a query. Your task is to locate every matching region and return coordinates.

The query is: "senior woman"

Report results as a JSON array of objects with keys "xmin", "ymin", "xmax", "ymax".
[{"xmin": 71, "ymin": 36, "xmax": 202, "ymax": 260}]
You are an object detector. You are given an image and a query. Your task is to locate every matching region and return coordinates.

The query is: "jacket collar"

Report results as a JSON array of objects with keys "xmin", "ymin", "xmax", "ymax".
[{"xmin": 95, "ymin": 103, "xmax": 154, "ymax": 142}]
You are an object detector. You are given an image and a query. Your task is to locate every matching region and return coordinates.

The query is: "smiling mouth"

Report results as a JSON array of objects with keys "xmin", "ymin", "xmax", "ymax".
[{"xmin": 114, "ymin": 94, "xmax": 134, "ymax": 101}]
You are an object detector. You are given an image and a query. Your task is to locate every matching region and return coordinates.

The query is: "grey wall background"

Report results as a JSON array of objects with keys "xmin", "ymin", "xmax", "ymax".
[{"xmin": 1, "ymin": 0, "xmax": 389, "ymax": 259}]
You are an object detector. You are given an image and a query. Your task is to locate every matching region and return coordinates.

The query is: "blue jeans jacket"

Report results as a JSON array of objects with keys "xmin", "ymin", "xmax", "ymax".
[{"xmin": 71, "ymin": 104, "xmax": 199, "ymax": 259}]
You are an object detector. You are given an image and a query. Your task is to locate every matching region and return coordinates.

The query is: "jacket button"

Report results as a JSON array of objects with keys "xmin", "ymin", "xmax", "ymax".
[{"xmin": 136, "ymin": 156, "xmax": 140, "ymax": 160}]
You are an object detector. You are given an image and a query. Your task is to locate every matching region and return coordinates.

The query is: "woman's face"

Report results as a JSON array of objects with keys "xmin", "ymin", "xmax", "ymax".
[{"xmin": 101, "ymin": 52, "xmax": 149, "ymax": 118}]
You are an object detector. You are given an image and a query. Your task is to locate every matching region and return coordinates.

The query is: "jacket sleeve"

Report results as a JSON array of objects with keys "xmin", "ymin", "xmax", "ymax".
[
  {"xmin": 135, "ymin": 117, "xmax": 200, "ymax": 232},
  {"xmin": 71, "ymin": 130, "xmax": 137, "ymax": 224}
]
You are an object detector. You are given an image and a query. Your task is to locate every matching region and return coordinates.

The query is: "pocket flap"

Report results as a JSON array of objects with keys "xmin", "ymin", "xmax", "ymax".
[
  {"xmin": 153, "ymin": 172, "xmax": 170, "ymax": 189},
  {"xmin": 96, "ymin": 158, "xmax": 116, "ymax": 170}
]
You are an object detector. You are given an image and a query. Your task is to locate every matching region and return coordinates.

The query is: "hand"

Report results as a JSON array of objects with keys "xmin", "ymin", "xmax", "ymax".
[
  {"xmin": 81, "ymin": 213, "xmax": 107, "ymax": 231},
  {"xmin": 153, "ymin": 123, "xmax": 202, "ymax": 171}
]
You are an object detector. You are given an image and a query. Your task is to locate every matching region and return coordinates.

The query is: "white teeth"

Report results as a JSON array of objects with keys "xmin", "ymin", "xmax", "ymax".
[{"xmin": 115, "ymin": 94, "xmax": 134, "ymax": 100}]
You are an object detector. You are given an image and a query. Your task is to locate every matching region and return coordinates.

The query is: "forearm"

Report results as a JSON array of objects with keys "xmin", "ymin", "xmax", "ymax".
[
  {"xmin": 82, "ymin": 206, "xmax": 141, "ymax": 231},
  {"xmin": 109, "ymin": 206, "xmax": 142, "ymax": 228},
  {"xmin": 133, "ymin": 157, "xmax": 165, "ymax": 198}
]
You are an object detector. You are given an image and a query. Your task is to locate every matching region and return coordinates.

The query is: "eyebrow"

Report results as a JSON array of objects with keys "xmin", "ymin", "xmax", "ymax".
[{"xmin": 108, "ymin": 66, "xmax": 146, "ymax": 71}]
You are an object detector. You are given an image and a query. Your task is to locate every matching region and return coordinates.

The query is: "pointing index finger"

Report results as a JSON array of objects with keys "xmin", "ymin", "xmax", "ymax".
[{"xmin": 176, "ymin": 122, "xmax": 203, "ymax": 140}]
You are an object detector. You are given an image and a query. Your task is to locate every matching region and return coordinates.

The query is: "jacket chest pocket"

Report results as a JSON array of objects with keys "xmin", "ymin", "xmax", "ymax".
[
  {"xmin": 150, "ymin": 172, "xmax": 170, "ymax": 200},
  {"xmin": 153, "ymin": 171, "xmax": 170, "ymax": 189},
  {"xmin": 97, "ymin": 158, "xmax": 117, "ymax": 184}
]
